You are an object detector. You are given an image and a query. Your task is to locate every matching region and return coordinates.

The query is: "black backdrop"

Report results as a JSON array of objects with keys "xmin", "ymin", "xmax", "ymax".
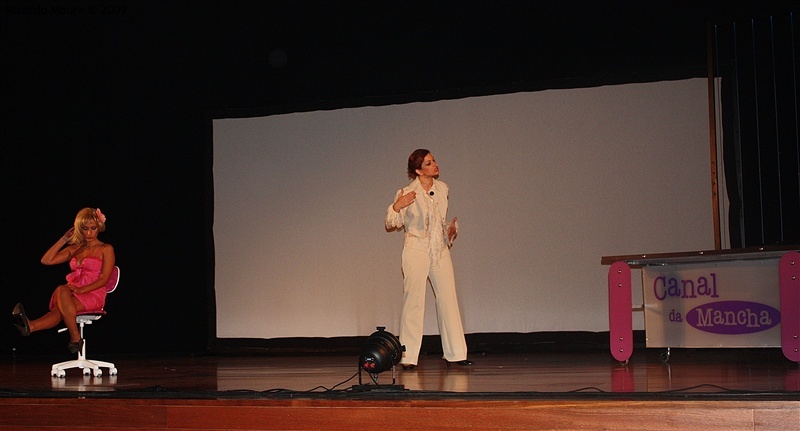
[
  {"xmin": 714, "ymin": 12, "xmax": 800, "ymax": 248},
  {"xmin": 1, "ymin": 0, "xmax": 796, "ymax": 355}
]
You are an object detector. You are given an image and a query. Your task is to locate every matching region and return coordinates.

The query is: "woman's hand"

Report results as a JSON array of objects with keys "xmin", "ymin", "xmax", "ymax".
[
  {"xmin": 392, "ymin": 190, "xmax": 416, "ymax": 212},
  {"xmin": 447, "ymin": 217, "xmax": 458, "ymax": 242},
  {"xmin": 42, "ymin": 228, "xmax": 77, "ymax": 265}
]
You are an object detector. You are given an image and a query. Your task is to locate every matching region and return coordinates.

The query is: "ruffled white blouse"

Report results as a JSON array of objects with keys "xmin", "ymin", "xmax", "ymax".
[{"xmin": 386, "ymin": 178, "xmax": 456, "ymax": 265}]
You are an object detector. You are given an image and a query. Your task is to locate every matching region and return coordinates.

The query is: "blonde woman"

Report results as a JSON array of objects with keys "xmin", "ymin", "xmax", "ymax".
[{"xmin": 13, "ymin": 207, "xmax": 115, "ymax": 354}]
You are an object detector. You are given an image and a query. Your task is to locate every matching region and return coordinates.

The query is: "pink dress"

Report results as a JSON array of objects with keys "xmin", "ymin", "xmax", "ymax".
[{"xmin": 49, "ymin": 255, "xmax": 107, "ymax": 311}]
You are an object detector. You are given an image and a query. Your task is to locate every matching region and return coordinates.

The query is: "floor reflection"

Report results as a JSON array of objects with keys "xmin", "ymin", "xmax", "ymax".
[{"xmin": 2, "ymin": 348, "xmax": 797, "ymax": 397}]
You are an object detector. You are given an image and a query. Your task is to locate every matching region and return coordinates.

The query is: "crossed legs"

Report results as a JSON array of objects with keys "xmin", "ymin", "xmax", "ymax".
[{"xmin": 14, "ymin": 284, "xmax": 85, "ymax": 344}]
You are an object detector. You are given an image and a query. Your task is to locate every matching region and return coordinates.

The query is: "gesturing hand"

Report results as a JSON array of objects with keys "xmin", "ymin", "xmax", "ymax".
[
  {"xmin": 393, "ymin": 190, "xmax": 416, "ymax": 212},
  {"xmin": 447, "ymin": 217, "xmax": 458, "ymax": 242}
]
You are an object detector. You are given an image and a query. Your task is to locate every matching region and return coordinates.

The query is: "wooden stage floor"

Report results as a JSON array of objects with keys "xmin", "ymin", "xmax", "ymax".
[{"xmin": 1, "ymin": 348, "xmax": 799, "ymax": 430}]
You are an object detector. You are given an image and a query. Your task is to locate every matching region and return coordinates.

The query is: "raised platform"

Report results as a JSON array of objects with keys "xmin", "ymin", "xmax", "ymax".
[{"xmin": 1, "ymin": 348, "xmax": 799, "ymax": 430}]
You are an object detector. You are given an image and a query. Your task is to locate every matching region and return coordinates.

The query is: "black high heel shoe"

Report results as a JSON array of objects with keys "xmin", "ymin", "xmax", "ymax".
[
  {"xmin": 445, "ymin": 359, "xmax": 474, "ymax": 367},
  {"xmin": 401, "ymin": 364, "xmax": 416, "ymax": 370},
  {"xmin": 67, "ymin": 339, "xmax": 84, "ymax": 355},
  {"xmin": 11, "ymin": 303, "xmax": 31, "ymax": 337}
]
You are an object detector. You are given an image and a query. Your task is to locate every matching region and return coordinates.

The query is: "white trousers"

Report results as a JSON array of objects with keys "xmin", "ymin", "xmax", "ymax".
[{"xmin": 399, "ymin": 246, "xmax": 468, "ymax": 365}]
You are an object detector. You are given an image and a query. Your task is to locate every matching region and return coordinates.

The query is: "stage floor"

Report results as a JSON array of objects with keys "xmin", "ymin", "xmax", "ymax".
[{"xmin": 2, "ymin": 347, "xmax": 799, "ymax": 399}]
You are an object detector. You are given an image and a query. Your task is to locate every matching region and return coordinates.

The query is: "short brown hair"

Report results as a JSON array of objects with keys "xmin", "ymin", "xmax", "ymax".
[{"xmin": 406, "ymin": 148, "xmax": 430, "ymax": 179}]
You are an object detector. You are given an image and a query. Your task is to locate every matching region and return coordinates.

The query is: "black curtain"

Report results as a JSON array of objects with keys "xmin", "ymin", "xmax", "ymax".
[{"xmin": 715, "ymin": 12, "xmax": 800, "ymax": 248}]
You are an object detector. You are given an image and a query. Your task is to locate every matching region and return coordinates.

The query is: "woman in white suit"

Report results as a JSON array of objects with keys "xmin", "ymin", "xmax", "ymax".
[{"xmin": 386, "ymin": 149, "xmax": 473, "ymax": 369}]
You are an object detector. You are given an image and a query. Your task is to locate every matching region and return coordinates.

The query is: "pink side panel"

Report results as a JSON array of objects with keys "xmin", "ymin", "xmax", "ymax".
[
  {"xmin": 608, "ymin": 261, "xmax": 633, "ymax": 363},
  {"xmin": 780, "ymin": 251, "xmax": 800, "ymax": 362}
]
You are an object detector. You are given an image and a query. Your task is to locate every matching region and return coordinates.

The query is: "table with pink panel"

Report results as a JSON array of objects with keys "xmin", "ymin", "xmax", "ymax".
[{"xmin": 602, "ymin": 245, "xmax": 799, "ymax": 364}]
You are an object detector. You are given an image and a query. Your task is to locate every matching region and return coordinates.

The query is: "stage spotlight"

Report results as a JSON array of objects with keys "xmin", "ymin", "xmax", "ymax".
[
  {"xmin": 356, "ymin": 326, "xmax": 405, "ymax": 390},
  {"xmin": 359, "ymin": 326, "xmax": 403, "ymax": 373}
]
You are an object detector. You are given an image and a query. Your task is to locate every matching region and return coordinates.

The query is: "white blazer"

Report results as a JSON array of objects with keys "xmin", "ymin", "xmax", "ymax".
[{"xmin": 386, "ymin": 178, "xmax": 455, "ymax": 255}]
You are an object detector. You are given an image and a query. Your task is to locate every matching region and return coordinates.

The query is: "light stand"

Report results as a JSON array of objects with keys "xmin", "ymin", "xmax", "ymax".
[{"xmin": 353, "ymin": 326, "xmax": 406, "ymax": 392}]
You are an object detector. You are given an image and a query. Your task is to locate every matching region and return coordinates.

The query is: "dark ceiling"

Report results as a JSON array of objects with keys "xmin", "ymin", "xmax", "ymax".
[{"xmin": 3, "ymin": 0, "xmax": 797, "ymax": 115}]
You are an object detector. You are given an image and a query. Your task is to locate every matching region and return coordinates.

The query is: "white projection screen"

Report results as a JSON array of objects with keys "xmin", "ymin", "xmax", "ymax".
[{"xmin": 212, "ymin": 78, "xmax": 715, "ymax": 340}]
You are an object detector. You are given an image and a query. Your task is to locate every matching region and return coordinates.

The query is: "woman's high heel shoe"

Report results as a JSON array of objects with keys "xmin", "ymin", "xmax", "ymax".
[
  {"xmin": 445, "ymin": 359, "xmax": 474, "ymax": 367},
  {"xmin": 67, "ymin": 339, "xmax": 84, "ymax": 355},
  {"xmin": 11, "ymin": 303, "xmax": 31, "ymax": 337}
]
